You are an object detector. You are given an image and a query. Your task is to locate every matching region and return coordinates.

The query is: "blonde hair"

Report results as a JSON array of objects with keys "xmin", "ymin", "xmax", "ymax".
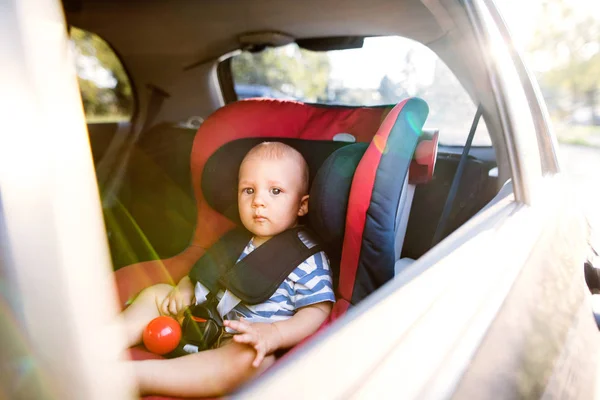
[{"xmin": 241, "ymin": 142, "xmax": 309, "ymax": 194}]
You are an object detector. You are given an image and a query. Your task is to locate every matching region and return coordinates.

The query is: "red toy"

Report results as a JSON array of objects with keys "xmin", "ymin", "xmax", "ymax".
[{"xmin": 142, "ymin": 316, "xmax": 182, "ymax": 355}]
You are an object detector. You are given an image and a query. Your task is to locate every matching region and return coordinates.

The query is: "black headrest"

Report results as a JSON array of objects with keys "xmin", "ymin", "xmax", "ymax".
[{"xmin": 202, "ymin": 138, "xmax": 350, "ymax": 224}]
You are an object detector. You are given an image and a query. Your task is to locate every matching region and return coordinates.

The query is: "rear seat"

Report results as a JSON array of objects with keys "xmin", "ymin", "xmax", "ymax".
[
  {"xmin": 87, "ymin": 122, "xmax": 124, "ymax": 164},
  {"xmin": 100, "ymin": 123, "xmax": 197, "ymax": 269}
]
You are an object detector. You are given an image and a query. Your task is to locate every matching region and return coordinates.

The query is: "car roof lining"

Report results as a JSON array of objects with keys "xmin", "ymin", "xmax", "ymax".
[
  {"xmin": 65, "ymin": 0, "xmax": 446, "ymax": 61},
  {"xmin": 65, "ymin": 0, "xmax": 511, "ymax": 186}
]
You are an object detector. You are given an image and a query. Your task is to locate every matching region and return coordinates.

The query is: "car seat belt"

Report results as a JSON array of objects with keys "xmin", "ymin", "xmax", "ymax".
[
  {"xmin": 431, "ymin": 104, "xmax": 483, "ymax": 246},
  {"xmin": 186, "ymin": 226, "xmax": 322, "ymax": 344},
  {"xmin": 189, "ymin": 226, "xmax": 322, "ymax": 305}
]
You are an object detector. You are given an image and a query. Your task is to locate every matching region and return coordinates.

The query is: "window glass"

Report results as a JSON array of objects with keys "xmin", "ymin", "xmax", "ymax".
[
  {"xmin": 230, "ymin": 36, "xmax": 491, "ymax": 146},
  {"xmin": 70, "ymin": 27, "xmax": 134, "ymax": 123}
]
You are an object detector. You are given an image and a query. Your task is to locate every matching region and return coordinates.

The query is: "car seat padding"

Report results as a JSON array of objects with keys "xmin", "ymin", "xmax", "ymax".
[{"xmin": 338, "ymin": 97, "xmax": 429, "ymax": 308}]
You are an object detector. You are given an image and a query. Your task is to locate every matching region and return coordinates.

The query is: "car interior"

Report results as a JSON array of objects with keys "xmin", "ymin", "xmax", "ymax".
[{"xmin": 62, "ymin": 0, "xmax": 511, "ymax": 389}]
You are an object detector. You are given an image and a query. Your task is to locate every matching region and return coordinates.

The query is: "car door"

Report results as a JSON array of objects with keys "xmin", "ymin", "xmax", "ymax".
[{"xmin": 236, "ymin": 1, "xmax": 598, "ymax": 398}]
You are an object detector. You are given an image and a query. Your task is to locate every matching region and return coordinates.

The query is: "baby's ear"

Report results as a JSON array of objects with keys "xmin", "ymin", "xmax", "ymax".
[{"xmin": 298, "ymin": 195, "xmax": 309, "ymax": 216}]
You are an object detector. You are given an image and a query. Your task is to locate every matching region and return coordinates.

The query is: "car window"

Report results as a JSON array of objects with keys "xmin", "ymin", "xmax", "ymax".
[
  {"xmin": 70, "ymin": 27, "xmax": 134, "ymax": 123},
  {"xmin": 229, "ymin": 36, "xmax": 491, "ymax": 146}
]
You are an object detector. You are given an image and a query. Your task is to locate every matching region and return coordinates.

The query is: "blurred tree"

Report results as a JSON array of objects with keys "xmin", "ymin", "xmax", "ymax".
[
  {"xmin": 378, "ymin": 75, "xmax": 398, "ymax": 103},
  {"xmin": 231, "ymin": 44, "xmax": 331, "ymax": 102},
  {"xmin": 71, "ymin": 27, "xmax": 133, "ymax": 122},
  {"xmin": 529, "ymin": 0, "xmax": 600, "ymax": 124}
]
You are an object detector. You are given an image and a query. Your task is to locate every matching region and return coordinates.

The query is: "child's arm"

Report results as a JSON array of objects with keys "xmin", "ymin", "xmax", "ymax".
[{"xmin": 223, "ymin": 301, "xmax": 332, "ymax": 367}]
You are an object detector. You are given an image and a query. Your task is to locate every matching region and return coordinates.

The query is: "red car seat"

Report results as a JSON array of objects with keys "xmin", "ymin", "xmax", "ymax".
[
  {"xmin": 115, "ymin": 99, "xmax": 437, "ymax": 315},
  {"xmin": 125, "ymin": 97, "xmax": 435, "ymax": 399}
]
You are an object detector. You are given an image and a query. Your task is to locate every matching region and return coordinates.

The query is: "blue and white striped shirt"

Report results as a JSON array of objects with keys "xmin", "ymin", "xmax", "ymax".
[{"xmin": 223, "ymin": 239, "xmax": 336, "ymax": 323}]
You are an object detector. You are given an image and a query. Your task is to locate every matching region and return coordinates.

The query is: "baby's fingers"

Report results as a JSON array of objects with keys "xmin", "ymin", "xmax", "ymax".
[
  {"xmin": 159, "ymin": 296, "xmax": 170, "ymax": 315},
  {"xmin": 252, "ymin": 346, "xmax": 265, "ymax": 368},
  {"xmin": 224, "ymin": 319, "xmax": 251, "ymax": 333},
  {"xmin": 168, "ymin": 296, "xmax": 179, "ymax": 316},
  {"xmin": 176, "ymin": 295, "xmax": 183, "ymax": 312},
  {"xmin": 233, "ymin": 333, "xmax": 256, "ymax": 344}
]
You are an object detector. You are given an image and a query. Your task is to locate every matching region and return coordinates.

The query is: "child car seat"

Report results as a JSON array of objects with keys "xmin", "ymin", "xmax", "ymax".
[
  {"xmin": 115, "ymin": 98, "xmax": 436, "ymax": 314},
  {"xmin": 126, "ymin": 98, "xmax": 436, "ymax": 400}
]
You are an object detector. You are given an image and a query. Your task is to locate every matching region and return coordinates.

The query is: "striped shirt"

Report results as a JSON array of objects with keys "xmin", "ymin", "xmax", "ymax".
[{"xmin": 195, "ymin": 238, "xmax": 335, "ymax": 324}]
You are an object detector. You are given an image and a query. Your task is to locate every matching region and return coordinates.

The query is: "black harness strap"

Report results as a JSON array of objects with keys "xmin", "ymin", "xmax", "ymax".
[
  {"xmin": 188, "ymin": 228, "xmax": 252, "ymax": 295},
  {"xmin": 189, "ymin": 226, "xmax": 322, "ymax": 305}
]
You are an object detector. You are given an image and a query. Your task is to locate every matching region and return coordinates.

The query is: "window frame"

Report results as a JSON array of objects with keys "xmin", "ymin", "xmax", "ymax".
[
  {"xmin": 466, "ymin": 0, "xmax": 546, "ymax": 205},
  {"xmin": 2, "ymin": 2, "xmax": 136, "ymax": 398},
  {"xmin": 480, "ymin": 0, "xmax": 559, "ymax": 175}
]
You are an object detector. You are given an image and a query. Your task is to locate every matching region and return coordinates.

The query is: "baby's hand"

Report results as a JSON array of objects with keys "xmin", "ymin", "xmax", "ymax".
[
  {"xmin": 224, "ymin": 319, "xmax": 282, "ymax": 367},
  {"xmin": 160, "ymin": 288, "xmax": 188, "ymax": 317},
  {"xmin": 161, "ymin": 277, "xmax": 194, "ymax": 318}
]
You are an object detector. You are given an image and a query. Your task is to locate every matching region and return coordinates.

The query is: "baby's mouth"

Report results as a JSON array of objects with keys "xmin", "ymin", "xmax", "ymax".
[{"xmin": 253, "ymin": 215, "xmax": 267, "ymax": 222}]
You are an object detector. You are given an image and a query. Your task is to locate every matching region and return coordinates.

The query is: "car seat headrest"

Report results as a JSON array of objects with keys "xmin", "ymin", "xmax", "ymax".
[
  {"xmin": 190, "ymin": 99, "xmax": 440, "ymax": 252},
  {"xmin": 201, "ymin": 138, "xmax": 351, "ymax": 224}
]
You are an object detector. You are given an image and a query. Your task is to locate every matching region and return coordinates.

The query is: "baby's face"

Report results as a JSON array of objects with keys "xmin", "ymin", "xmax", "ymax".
[{"xmin": 238, "ymin": 155, "xmax": 308, "ymax": 246}]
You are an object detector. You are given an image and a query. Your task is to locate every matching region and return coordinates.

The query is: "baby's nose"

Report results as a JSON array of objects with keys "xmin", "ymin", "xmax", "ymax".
[{"xmin": 251, "ymin": 194, "xmax": 265, "ymax": 207}]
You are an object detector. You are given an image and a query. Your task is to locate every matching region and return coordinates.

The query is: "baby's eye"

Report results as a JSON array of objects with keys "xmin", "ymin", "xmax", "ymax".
[
  {"xmin": 242, "ymin": 188, "xmax": 254, "ymax": 195},
  {"xmin": 270, "ymin": 188, "xmax": 282, "ymax": 195}
]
